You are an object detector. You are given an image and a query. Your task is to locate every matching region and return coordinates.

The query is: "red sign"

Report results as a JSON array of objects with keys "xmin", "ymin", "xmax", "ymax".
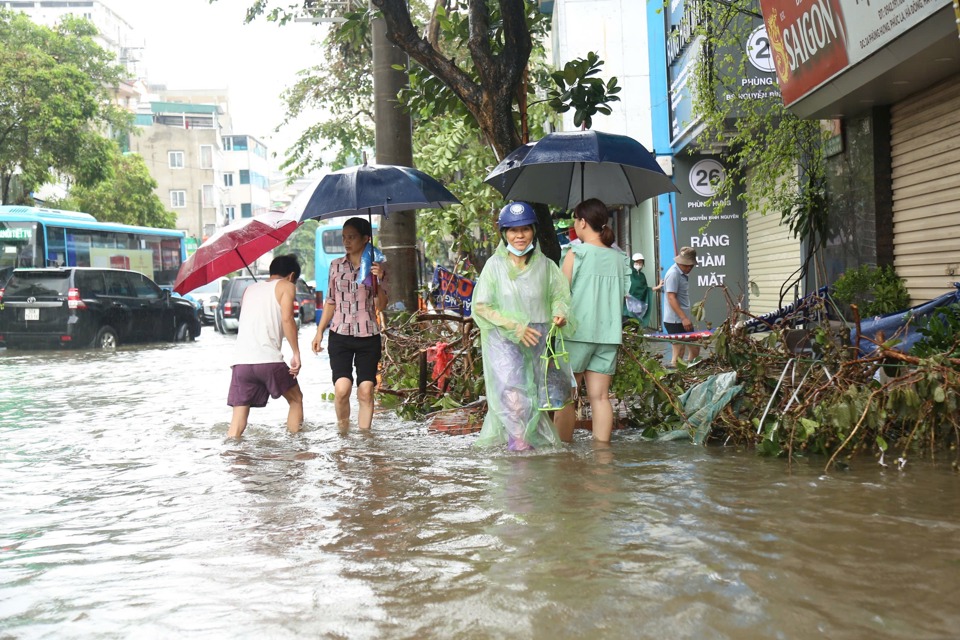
[{"xmin": 762, "ymin": 0, "xmax": 850, "ymax": 104}]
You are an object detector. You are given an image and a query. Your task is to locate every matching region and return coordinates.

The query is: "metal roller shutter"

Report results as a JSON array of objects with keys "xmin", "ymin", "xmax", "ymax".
[
  {"xmin": 891, "ymin": 74, "xmax": 960, "ymax": 304},
  {"xmin": 745, "ymin": 171, "xmax": 803, "ymax": 314}
]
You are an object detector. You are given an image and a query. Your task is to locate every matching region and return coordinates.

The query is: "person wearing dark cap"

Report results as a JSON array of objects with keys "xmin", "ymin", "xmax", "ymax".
[{"xmin": 663, "ymin": 246, "xmax": 699, "ymax": 367}]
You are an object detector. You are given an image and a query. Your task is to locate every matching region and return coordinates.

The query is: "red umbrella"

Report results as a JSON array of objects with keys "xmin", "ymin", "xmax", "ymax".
[{"xmin": 173, "ymin": 211, "xmax": 300, "ymax": 294}]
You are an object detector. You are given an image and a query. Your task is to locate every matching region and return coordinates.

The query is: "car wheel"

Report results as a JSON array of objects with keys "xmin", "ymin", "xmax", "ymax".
[
  {"xmin": 174, "ymin": 321, "xmax": 191, "ymax": 342},
  {"xmin": 94, "ymin": 326, "xmax": 119, "ymax": 349}
]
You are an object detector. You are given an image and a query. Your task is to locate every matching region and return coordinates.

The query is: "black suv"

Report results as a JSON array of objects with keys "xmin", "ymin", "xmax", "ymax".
[
  {"xmin": 0, "ymin": 268, "xmax": 201, "ymax": 349},
  {"xmin": 215, "ymin": 276, "xmax": 307, "ymax": 333},
  {"xmin": 214, "ymin": 276, "xmax": 257, "ymax": 334},
  {"xmin": 295, "ymin": 278, "xmax": 316, "ymax": 324}
]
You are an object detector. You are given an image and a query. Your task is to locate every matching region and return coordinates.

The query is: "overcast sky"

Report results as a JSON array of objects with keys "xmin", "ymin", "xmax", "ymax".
[{"xmin": 105, "ymin": 0, "xmax": 328, "ymax": 175}]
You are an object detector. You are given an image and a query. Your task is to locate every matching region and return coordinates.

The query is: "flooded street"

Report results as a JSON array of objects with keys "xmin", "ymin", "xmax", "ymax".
[{"xmin": 2, "ymin": 326, "xmax": 960, "ymax": 639}]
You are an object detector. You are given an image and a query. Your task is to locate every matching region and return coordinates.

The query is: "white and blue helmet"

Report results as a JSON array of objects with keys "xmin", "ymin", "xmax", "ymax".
[{"xmin": 497, "ymin": 201, "xmax": 537, "ymax": 229}]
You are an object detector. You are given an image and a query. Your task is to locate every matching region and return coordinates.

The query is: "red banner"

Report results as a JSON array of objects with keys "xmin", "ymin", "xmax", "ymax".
[{"xmin": 762, "ymin": 0, "xmax": 850, "ymax": 104}]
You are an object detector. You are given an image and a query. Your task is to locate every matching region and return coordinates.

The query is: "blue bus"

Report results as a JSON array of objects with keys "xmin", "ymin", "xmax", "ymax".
[
  {"xmin": 314, "ymin": 223, "xmax": 377, "ymax": 310},
  {"xmin": 0, "ymin": 206, "xmax": 187, "ymax": 288}
]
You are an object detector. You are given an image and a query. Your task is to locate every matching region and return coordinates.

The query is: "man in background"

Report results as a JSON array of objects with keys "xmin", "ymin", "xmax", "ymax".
[{"xmin": 662, "ymin": 247, "xmax": 699, "ymax": 367}]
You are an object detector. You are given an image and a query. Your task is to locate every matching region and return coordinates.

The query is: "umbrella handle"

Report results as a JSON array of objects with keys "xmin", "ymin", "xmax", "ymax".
[{"xmin": 235, "ymin": 248, "xmax": 257, "ymax": 281}]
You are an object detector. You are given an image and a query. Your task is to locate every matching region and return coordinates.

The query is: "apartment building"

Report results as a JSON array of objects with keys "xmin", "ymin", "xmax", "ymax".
[{"xmin": 0, "ymin": 0, "xmax": 144, "ymax": 77}]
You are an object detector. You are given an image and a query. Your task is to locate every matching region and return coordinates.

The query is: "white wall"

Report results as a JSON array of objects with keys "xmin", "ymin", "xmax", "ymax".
[{"xmin": 553, "ymin": 0, "xmax": 652, "ymax": 147}]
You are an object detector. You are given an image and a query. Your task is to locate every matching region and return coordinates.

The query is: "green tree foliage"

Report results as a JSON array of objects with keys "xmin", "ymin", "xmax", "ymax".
[
  {"xmin": 831, "ymin": 264, "xmax": 910, "ymax": 318},
  {"xmin": 547, "ymin": 52, "xmax": 621, "ymax": 130},
  {"xmin": 275, "ymin": 219, "xmax": 318, "ymax": 283},
  {"xmin": 278, "ymin": 8, "xmax": 374, "ymax": 175},
  {"xmin": 690, "ymin": 0, "xmax": 829, "ymax": 247},
  {"xmin": 0, "ymin": 10, "xmax": 132, "ymax": 204},
  {"xmin": 232, "ymin": 1, "xmax": 620, "ymax": 268},
  {"xmin": 47, "ymin": 147, "xmax": 177, "ymax": 229}
]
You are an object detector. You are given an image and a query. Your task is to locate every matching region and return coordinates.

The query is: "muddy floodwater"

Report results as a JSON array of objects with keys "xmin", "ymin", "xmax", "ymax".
[{"xmin": 2, "ymin": 326, "xmax": 959, "ymax": 639}]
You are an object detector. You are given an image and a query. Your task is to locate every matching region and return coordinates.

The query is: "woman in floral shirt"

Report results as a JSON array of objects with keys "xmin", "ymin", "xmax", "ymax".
[{"xmin": 312, "ymin": 217, "xmax": 387, "ymax": 430}]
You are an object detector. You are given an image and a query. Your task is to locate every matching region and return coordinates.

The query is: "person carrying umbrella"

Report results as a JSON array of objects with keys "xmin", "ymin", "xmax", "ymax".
[
  {"xmin": 553, "ymin": 199, "xmax": 632, "ymax": 444},
  {"xmin": 473, "ymin": 202, "xmax": 572, "ymax": 451},
  {"xmin": 311, "ymin": 217, "xmax": 388, "ymax": 431},
  {"xmin": 227, "ymin": 254, "xmax": 305, "ymax": 438}
]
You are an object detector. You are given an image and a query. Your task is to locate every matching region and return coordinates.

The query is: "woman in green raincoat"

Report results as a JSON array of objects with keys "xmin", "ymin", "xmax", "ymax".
[{"xmin": 473, "ymin": 202, "xmax": 572, "ymax": 451}]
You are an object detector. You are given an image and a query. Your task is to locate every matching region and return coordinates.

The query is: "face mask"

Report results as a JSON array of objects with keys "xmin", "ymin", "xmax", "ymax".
[
  {"xmin": 633, "ymin": 262, "xmax": 642, "ymax": 270},
  {"xmin": 507, "ymin": 243, "xmax": 534, "ymax": 257}
]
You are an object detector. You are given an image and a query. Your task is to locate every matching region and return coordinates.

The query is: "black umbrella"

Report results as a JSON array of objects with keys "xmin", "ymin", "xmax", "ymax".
[
  {"xmin": 484, "ymin": 130, "xmax": 679, "ymax": 209},
  {"xmin": 287, "ymin": 163, "xmax": 460, "ymax": 296},
  {"xmin": 292, "ymin": 163, "xmax": 461, "ymax": 223}
]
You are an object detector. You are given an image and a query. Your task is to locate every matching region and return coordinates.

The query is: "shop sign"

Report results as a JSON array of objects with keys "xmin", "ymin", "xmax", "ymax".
[
  {"xmin": 715, "ymin": 19, "xmax": 782, "ymax": 113},
  {"xmin": 671, "ymin": 154, "xmax": 747, "ymax": 328},
  {"xmin": 760, "ymin": 0, "xmax": 950, "ymax": 105}
]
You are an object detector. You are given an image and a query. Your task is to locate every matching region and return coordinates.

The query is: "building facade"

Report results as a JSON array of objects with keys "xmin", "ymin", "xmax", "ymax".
[
  {"xmin": 130, "ymin": 100, "xmax": 225, "ymax": 242},
  {"xmin": 757, "ymin": 0, "xmax": 960, "ymax": 304},
  {"xmin": 220, "ymin": 135, "xmax": 271, "ymax": 224},
  {"xmin": 0, "ymin": 0, "xmax": 144, "ymax": 77},
  {"xmin": 648, "ymin": 0, "xmax": 809, "ymax": 324}
]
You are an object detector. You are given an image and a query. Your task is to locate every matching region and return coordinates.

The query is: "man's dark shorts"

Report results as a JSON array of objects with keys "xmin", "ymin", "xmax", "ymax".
[
  {"xmin": 227, "ymin": 362, "xmax": 298, "ymax": 407},
  {"xmin": 664, "ymin": 322, "xmax": 687, "ymax": 335},
  {"xmin": 328, "ymin": 331, "xmax": 382, "ymax": 386}
]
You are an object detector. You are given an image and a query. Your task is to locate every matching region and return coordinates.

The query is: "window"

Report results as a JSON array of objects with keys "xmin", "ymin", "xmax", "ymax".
[
  {"xmin": 224, "ymin": 206, "xmax": 236, "ymax": 223},
  {"xmin": 223, "ymin": 173, "xmax": 234, "ymax": 187},
  {"xmin": 170, "ymin": 190, "xmax": 186, "ymax": 208},
  {"xmin": 222, "ymin": 135, "xmax": 248, "ymax": 151},
  {"xmin": 239, "ymin": 170, "xmax": 250, "ymax": 185},
  {"xmin": 322, "ymin": 230, "xmax": 346, "ymax": 254},
  {"xmin": 131, "ymin": 273, "xmax": 161, "ymax": 299},
  {"xmin": 202, "ymin": 184, "xmax": 214, "ymax": 207},
  {"xmin": 104, "ymin": 271, "xmax": 134, "ymax": 297},
  {"xmin": 168, "ymin": 151, "xmax": 184, "ymax": 169},
  {"xmin": 199, "ymin": 145, "xmax": 213, "ymax": 169},
  {"xmin": 241, "ymin": 204, "xmax": 252, "ymax": 218}
]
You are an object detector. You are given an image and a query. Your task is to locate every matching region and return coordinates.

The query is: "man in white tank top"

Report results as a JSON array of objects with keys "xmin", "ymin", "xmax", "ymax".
[{"xmin": 226, "ymin": 254, "xmax": 304, "ymax": 437}]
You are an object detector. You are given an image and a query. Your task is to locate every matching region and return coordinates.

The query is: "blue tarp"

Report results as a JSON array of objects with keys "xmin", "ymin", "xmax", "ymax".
[{"xmin": 853, "ymin": 283, "xmax": 960, "ymax": 357}]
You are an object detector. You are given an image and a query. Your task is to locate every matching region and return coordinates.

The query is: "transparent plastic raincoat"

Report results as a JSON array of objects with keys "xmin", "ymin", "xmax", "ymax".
[{"xmin": 473, "ymin": 242, "xmax": 573, "ymax": 451}]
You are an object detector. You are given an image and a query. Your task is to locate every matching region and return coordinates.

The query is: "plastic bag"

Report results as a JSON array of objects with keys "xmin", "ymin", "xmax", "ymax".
[
  {"xmin": 538, "ymin": 324, "xmax": 573, "ymax": 411},
  {"xmin": 356, "ymin": 242, "xmax": 386, "ymax": 287},
  {"xmin": 624, "ymin": 294, "xmax": 648, "ymax": 319}
]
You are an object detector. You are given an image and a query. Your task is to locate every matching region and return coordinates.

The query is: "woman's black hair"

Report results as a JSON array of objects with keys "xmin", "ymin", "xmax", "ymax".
[
  {"xmin": 574, "ymin": 199, "xmax": 615, "ymax": 247},
  {"xmin": 343, "ymin": 216, "xmax": 372, "ymax": 239}
]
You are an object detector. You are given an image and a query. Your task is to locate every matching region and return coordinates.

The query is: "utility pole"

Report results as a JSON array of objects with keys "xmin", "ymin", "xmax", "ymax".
[{"xmin": 371, "ymin": 7, "xmax": 417, "ymax": 312}]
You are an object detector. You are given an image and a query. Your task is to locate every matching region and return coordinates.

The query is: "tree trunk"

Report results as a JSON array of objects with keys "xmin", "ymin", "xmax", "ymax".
[
  {"xmin": 371, "ymin": 10, "xmax": 419, "ymax": 313},
  {"xmin": 371, "ymin": 0, "xmax": 560, "ymax": 261}
]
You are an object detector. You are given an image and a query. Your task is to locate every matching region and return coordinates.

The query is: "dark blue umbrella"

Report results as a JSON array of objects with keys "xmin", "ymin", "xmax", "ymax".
[
  {"xmin": 293, "ymin": 163, "xmax": 461, "ymax": 223},
  {"xmin": 484, "ymin": 130, "xmax": 679, "ymax": 209}
]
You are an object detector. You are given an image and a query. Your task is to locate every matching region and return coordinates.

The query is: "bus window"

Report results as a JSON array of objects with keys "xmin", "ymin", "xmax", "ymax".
[
  {"xmin": 0, "ymin": 221, "xmax": 39, "ymax": 284},
  {"xmin": 322, "ymin": 229, "xmax": 346, "ymax": 255},
  {"xmin": 46, "ymin": 225, "xmax": 67, "ymax": 266}
]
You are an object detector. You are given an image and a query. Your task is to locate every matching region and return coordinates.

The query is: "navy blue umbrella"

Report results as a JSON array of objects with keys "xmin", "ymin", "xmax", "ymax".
[
  {"xmin": 293, "ymin": 163, "xmax": 461, "ymax": 223},
  {"xmin": 484, "ymin": 130, "xmax": 679, "ymax": 209}
]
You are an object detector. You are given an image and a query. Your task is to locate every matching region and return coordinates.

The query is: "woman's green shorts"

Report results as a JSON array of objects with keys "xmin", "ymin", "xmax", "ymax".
[{"xmin": 566, "ymin": 340, "xmax": 619, "ymax": 376}]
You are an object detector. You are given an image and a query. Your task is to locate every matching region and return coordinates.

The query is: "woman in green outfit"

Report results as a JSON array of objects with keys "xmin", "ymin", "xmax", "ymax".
[{"xmin": 553, "ymin": 199, "xmax": 631, "ymax": 443}]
